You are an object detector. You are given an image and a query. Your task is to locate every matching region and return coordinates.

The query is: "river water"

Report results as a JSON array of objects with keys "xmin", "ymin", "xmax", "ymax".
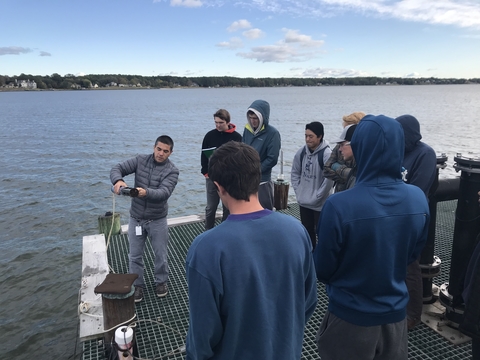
[{"xmin": 0, "ymin": 85, "xmax": 479, "ymax": 359}]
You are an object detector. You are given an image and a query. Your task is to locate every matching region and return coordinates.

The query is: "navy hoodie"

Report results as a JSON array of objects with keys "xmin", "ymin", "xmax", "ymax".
[
  {"xmin": 396, "ymin": 114, "xmax": 437, "ymax": 197},
  {"xmin": 314, "ymin": 114, "xmax": 430, "ymax": 326}
]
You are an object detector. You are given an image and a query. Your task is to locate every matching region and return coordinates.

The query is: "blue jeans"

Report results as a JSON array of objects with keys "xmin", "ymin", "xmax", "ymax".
[
  {"xmin": 128, "ymin": 216, "xmax": 169, "ymax": 287},
  {"xmin": 205, "ymin": 177, "xmax": 229, "ymax": 230}
]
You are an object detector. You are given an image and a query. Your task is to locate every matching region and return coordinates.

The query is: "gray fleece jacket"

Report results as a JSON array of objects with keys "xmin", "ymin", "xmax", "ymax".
[{"xmin": 110, "ymin": 154, "xmax": 179, "ymax": 220}]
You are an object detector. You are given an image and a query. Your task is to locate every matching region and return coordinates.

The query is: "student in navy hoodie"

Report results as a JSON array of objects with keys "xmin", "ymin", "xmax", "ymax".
[
  {"xmin": 314, "ymin": 115, "xmax": 429, "ymax": 360},
  {"xmin": 396, "ymin": 114, "xmax": 437, "ymax": 330},
  {"xmin": 459, "ymin": 191, "xmax": 480, "ymax": 360}
]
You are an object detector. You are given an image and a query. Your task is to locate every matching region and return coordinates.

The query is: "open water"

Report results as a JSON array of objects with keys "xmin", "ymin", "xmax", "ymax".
[{"xmin": 0, "ymin": 85, "xmax": 479, "ymax": 359}]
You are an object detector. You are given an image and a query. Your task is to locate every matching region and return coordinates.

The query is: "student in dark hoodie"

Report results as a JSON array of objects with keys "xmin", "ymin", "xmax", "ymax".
[
  {"xmin": 314, "ymin": 115, "xmax": 429, "ymax": 360},
  {"xmin": 461, "ymin": 231, "xmax": 480, "ymax": 360},
  {"xmin": 396, "ymin": 114, "xmax": 437, "ymax": 330},
  {"xmin": 242, "ymin": 100, "xmax": 281, "ymax": 210},
  {"xmin": 201, "ymin": 109, "xmax": 242, "ymax": 230}
]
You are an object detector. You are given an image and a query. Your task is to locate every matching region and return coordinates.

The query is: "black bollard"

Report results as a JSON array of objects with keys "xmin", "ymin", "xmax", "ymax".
[
  {"xmin": 420, "ymin": 154, "xmax": 447, "ymax": 303},
  {"xmin": 440, "ymin": 154, "xmax": 480, "ymax": 325}
]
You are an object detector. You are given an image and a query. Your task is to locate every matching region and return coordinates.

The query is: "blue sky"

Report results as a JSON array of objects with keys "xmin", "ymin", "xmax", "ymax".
[{"xmin": 2, "ymin": 0, "xmax": 480, "ymax": 78}]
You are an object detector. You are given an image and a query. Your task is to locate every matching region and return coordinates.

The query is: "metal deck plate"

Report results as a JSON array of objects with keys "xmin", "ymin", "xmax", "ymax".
[{"xmin": 82, "ymin": 200, "xmax": 473, "ymax": 359}]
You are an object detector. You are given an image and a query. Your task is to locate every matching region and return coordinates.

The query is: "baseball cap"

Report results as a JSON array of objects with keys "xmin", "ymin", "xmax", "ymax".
[{"xmin": 331, "ymin": 124, "xmax": 357, "ymax": 143}]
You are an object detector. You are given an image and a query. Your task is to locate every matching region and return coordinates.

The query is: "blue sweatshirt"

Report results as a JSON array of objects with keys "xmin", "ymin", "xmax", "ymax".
[
  {"xmin": 314, "ymin": 114, "xmax": 429, "ymax": 327},
  {"xmin": 186, "ymin": 210, "xmax": 317, "ymax": 360},
  {"xmin": 242, "ymin": 100, "xmax": 281, "ymax": 182},
  {"xmin": 396, "ymin": 114, "xmax": 437, "ymax": 197}
]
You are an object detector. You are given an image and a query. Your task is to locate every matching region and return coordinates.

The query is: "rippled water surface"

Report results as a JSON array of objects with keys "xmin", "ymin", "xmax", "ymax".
[{"xmin": 0, "ymin": 85, "xmax": 479, "ymax": 358}]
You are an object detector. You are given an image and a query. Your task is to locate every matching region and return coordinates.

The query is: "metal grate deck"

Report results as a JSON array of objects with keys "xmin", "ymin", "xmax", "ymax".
[{"xmin": 82, "ymin": 200, "xmax": 473, "ymax": 359}]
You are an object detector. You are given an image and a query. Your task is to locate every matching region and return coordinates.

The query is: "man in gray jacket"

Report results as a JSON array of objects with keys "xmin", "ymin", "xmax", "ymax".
[
  {"xmin": 111, "ymin": 135, "xmax": 179, "ymax": 302},
  {"xmin": 291, "ymin": 122, "xmax": 333, "ymax": 249}
]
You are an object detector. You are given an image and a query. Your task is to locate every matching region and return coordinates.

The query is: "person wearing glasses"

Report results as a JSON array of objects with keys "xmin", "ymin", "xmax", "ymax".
[
  {"xmin": 323, "ymin": 112, "xmax": 365, "ymax": 192},
  {"xmin": 201, "ymin": 109, "xmax": 242, "ymax": 230},
  {"xmin": 331, "ymin": 124, "xmax": 358, "ymax": 190}
]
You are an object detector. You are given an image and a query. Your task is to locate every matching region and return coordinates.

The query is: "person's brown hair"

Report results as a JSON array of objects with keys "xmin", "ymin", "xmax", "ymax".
[{"xmin": 213, "ymin": 109, "xmax": 231, "ymax": 123}]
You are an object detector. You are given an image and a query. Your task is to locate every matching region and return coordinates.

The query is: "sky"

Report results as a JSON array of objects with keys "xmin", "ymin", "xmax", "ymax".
[{"xmin": 1, "ymin": 0, "xmax": 480, "ymax": 79}]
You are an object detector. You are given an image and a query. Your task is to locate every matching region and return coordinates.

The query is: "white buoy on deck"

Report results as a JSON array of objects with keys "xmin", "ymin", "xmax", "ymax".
[{"xmin": 115, "ymin": 326, "xmax": 134, "ymax": 360}]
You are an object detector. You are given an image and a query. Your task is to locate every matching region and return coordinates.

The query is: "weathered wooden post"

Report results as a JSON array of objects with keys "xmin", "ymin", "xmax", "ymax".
[
  {"xmin": 98, "ymin": 211, "xmax": 121, "ymax": 237},
  {"xmin": 274, "ymin": 150, "xmax": 289, "ymax": 210},
  {"xmin": 94, "ymin": 273, "xmax": 138, "ymax": 352}
]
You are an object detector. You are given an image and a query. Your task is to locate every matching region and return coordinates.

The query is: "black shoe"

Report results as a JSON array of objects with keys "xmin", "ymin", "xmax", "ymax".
[
  {"xmin": 134, "ymin": 286, "xmax": 143, "ymax": 303},
  {"xmin": 156, "ymin": 283, "xmax": 168, "ymax": 298}
]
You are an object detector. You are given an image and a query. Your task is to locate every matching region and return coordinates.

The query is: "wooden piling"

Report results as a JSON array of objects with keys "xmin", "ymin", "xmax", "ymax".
[
  {"xmin": 274, "ymin": 180, "xmax": 289, "ymax": 210},
  {"xmin": 102, "ymin": 287, "xmax": 136, "ymax": 347},
  {"xmin": 98, "ymin": 212, "xmax": 121, "ymax": 236}
]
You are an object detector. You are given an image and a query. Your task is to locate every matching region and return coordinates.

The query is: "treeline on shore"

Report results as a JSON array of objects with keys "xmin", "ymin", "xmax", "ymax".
[{"xmin": 2, "ymin": 73, "xmax": 479, "ymax": 90}]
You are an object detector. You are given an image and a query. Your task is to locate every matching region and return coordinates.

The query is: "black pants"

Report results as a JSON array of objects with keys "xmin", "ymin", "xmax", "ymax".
[
  {"xmin": 473, "ymin": 338, "xmax": 480, "ymax": 360},
  {"xmin": 299, "ymin": 206, "xmax": 320, "ymax": 250}
]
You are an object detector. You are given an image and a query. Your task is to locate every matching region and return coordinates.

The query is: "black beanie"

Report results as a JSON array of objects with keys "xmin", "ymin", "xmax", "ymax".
[{"xmin": 305, "ymin": 121, "xmax": 324, "ymax": 137}]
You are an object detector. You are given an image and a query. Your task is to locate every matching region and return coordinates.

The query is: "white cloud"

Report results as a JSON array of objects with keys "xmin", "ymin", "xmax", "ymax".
[
  {"xmin": 321, "ymin": 0, "xmax": 480, "ymax": 29},
  {"xmin": 299, "ymin": 67, "xmax": 369, "ymax": 78},
  {"xmin": 237, "ymin": 44, "xmax": 318, "ymax": 62},
  {"xmin": 243, "ymin": 28, "xmax": 265, "ymax": 39},
  {"xmin": 39, "ymin": 51, "xmax": 51, "ymax": 56},
  {"xmin": 217, "ymin": 37, "xmax": 244, "ymax": 49},
  {"xmin": 227, "ymin": 19, "xmax": 252, "ymax": 32},
  {"xmin": 200, "ymin": 0, "xmax": 480, "ymax": 29},
  {"xmin": 0, "ymin": 46, "xmax": 32, "ymax": 56},
  {"xmin": 76, "ymin": 72, "xmax": 86, "ymax": 76},
  {"xmin": 170, "ymin": 0, "xmax": 202, "ymax": 8},
  {"xmin": 236, "ymin": 29, "xmax": 324, "ymax": 62},
  {"xmin": 283, "ymin": 28, "xmax": 324, "ymax": 47}
]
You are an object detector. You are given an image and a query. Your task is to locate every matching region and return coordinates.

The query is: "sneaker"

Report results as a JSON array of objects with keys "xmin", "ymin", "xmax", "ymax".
[
  {"xmin": 156, "ymin": 283, "xmax": 168, "ymax": 298},
  {"xmin": 134, "ymin": 286, "xmax": 143, "ymax": 303}
]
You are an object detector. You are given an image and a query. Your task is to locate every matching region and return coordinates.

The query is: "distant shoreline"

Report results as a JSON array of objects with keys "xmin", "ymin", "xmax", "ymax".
[{"xmin": 1, "ymin": 82, "xmax": 478, "ymax": 93}]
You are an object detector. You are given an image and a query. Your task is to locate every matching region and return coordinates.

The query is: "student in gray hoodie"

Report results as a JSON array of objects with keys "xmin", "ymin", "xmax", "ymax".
[{"xmin": 291, "ymin": 122, "xmax": 333, "ymax": 249}]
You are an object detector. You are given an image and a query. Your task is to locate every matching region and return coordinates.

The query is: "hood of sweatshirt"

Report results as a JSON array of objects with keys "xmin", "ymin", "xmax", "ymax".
[
  {"xmin": 351, "ymin": 114, "xmax": 404, "ymax": 186},
  {"xmin": 246, "ymin": 99, "xmax": 270, "ymax": 135},
  {"xmin": 396, "ymin": 114, "xmax": 422, "ymax": 154},
  {"xmin": 224, "ymin": 123, "xmax": 238, "ymax": 134}
]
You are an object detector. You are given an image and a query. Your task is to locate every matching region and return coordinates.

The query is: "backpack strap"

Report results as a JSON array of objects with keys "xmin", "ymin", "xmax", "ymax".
[{"xmin": 300, "ymin": 145, "xmax": 330, "ymax": 170}]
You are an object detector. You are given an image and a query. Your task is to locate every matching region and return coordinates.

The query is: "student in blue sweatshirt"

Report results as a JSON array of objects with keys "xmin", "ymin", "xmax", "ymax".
[
  {"xmin": 314, "ymin": 115, "xmax": 429, "ymax": 360},
  {"xmin": 186, "ymin": 141, "xmax": 317, "ymax": 360}
]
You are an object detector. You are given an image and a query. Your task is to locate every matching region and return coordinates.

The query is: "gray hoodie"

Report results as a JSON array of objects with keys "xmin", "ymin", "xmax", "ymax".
[{"xmin": 291, "ymin": 140, "xmax": 334, "ymax": 211}]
